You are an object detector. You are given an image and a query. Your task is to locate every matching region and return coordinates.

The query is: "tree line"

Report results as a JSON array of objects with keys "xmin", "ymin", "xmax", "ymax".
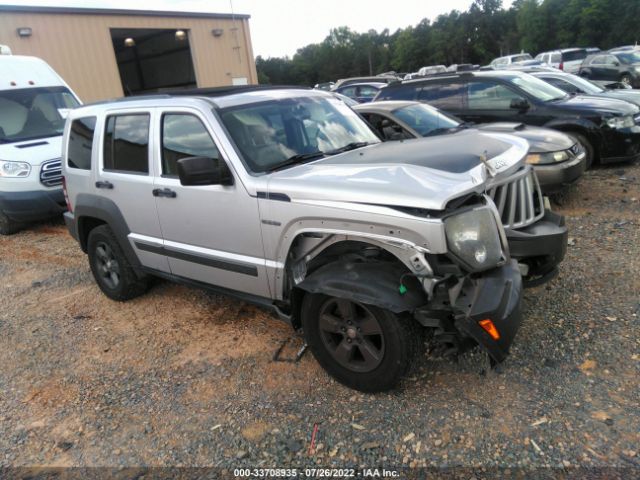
[{"xmin": 256, "ymin": 0, "xmax": 640, "ymax": 86}]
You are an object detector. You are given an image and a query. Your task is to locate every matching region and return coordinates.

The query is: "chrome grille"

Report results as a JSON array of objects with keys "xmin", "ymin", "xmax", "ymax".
[
  {"xmin": 40, "ymin": 158, "xmax": 63, "ymax": 187},
  {"xmin": 487, "ymin": 166, "xmax": 544, "ymax": 230}
]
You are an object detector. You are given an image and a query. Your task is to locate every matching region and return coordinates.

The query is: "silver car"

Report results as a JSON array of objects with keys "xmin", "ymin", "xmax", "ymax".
[{"xmin": 63, "ymin": 87, "xmax": 528, "ymax": 392}]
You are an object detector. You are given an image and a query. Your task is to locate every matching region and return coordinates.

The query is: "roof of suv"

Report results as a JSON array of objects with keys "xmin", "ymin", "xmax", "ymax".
[{"xmin": 78, "ymin": 85, "xmax": 322, "ymax": 111}]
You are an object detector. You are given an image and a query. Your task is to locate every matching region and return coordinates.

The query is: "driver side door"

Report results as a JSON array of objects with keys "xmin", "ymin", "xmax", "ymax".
[{"xmin": 152, "ymin": 108, "xmax": 270, "ymax": 298}]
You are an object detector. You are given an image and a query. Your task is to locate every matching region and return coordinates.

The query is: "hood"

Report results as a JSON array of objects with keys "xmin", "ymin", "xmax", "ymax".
[
  {"xmin": 267, "ymin": 130, "xmax": 529, "ymax": 211},
  {"xmin": 475, "ymin": 123, "xmax": 575, "ymax": 153},
  {"xmin": 554, "ymin": 94, "xmax": 640, "ymax": 116},
  {"xmin": 0, "ymin": 135, "xmax": 62, "ymax": 166},
  {"xmin": 605, "ymin": 90, "xmax": 640, "ymax": 107}
]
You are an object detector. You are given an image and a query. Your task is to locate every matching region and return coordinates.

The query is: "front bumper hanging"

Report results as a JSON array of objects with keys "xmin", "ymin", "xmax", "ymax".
[{"xmin": 452, "ymin": 260, "xmax": 523, "ymax": 363}]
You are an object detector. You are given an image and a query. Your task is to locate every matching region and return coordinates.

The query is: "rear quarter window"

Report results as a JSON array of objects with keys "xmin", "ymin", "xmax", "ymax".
[
  {"xmin": 418, "ymin": 82, "xmax": 467, "ymax": 109},
  {"xmin": 376, "ymin": 85, "xmax": 418, "ymax": 101},
  {"xmin": 67, "ymin": 117, "xmax": 96, "ymax": 170}
]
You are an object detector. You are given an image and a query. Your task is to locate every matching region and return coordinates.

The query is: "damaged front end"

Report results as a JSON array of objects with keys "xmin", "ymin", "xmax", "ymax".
[{"xmin": 415, "ymin": 260, "xmax": 522, "ymax": 363}]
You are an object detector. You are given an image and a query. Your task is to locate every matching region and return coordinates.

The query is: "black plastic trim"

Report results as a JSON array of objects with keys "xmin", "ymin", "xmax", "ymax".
[
  {"xmin": 256, "ymin": 191, "xmax": 291, "ymax": 202},
  {"xmin": 134, "ymin": 242, "xmax": 259, "ymax": 277}
]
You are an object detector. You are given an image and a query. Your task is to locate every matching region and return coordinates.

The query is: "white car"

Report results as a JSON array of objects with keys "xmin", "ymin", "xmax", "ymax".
[
  {"xmin": 0, "ymin": 55, "xmax": 81, "ymax": 234},
  {"xmin": 534, "ymin": 48, "xmax": 599, "ymax": 74},
  {"xmin": 490, "ymin": 53, "xmax": 533, "ymax": 69}
]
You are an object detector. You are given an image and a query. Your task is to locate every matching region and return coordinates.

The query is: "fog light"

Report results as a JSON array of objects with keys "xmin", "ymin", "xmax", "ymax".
[{"xmin": 479, "ymin": 319, "xmax": 500, "ymax": 340}]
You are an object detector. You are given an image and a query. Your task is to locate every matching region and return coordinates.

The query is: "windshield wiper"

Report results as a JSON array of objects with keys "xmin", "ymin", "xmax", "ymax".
[
  {"xmin": 326, "ymin": 141, "xmax": 371, "ymax": 155},
  {"xmin": 268, "ymin": 151, "xmax": 325, "ymax": 172}
]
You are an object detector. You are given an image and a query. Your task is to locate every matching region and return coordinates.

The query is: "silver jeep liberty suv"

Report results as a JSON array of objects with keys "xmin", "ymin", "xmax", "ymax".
[{"xmin": 63, "ymin": 86, "xmax": 530, "ymax": 392}]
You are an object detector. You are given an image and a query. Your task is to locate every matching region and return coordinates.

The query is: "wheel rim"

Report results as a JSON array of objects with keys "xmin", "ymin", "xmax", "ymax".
[
  {"xmin": 318, "ymin": 298, "xmax": 385, "ymax": 373},
  {"xmin": 94, "ymin": 241, "xmax": 120, "ymax": 289},
  {"xmin": 622, "ymin": 76, "xmax": 631, "ymax": 85}
]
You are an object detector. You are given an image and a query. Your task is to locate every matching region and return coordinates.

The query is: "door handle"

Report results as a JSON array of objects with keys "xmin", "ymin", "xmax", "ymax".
[
  {"xmin": 95, "ymin": 180, "xmax": 114, "ymax": 189},
  {"xmin": 152, "ymin": 188, "xmax": 177, "ymax": 198}
]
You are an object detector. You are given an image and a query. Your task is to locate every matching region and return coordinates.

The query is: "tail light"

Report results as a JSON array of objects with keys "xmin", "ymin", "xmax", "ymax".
[
  {"xmin": 559, "ymin": 62, "xmax": 564, "ymax": 71},
  {"xmin": 62, "ymin": 176, "xmax": 72, "ymax": 213}
]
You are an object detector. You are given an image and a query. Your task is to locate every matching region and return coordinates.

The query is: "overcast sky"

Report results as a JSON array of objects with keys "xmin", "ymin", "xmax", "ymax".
[{"xmin": 2, "ymin": 0, "xmax": 512, "ymax": 58}]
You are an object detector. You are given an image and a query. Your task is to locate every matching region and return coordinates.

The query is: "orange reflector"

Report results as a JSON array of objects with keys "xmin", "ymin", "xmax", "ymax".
[{"xmin": 479, "ymin": 319, "xmax": 500, "ymax": 340}]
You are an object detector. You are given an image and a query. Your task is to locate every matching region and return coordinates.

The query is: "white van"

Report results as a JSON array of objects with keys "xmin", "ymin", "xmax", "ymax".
[{"xmin": 0, "ymin": 55, "xmax": 81, "ymax": 234}]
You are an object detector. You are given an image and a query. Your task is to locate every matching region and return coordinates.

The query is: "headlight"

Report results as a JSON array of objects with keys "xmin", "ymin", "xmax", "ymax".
[
  {"xmin": 0, "ymin": 160, "xmax": 31, "ymax": 177},
  {"xmin": 444, "ymin": 207, "xmax": 503, "ymax": 272},
  {"xmin": 605, "ymin": 115, "xmax": 635, "ymax": 129},
  {"xmin": 527, "ymin": 150, "xmax": 570, "ymax": 165}
]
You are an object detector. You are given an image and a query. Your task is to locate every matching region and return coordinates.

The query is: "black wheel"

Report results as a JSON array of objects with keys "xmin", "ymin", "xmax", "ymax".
[
  {"xmin": 0, "ymin": 210, "xmax": 22, "ymax": 235},
  {"xmin": 87, "ymin": 225, "xmax": 149, "ymax": 301},
  {"xmin": 301, "ymin": 293, "xmax": 422, "ymax": 392},
  {"xmin": 569, "ymin": 132, "xmax": 594, "ymax": 169},
  {"xmin": 621, "ymin": 74, "xmax": 632, "ymax": 87}
]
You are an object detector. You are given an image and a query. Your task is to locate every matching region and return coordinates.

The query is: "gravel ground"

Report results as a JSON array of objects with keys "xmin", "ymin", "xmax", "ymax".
[{"xmin": 0, "ymin": 162, "xmax": 639, "ymax": 477}]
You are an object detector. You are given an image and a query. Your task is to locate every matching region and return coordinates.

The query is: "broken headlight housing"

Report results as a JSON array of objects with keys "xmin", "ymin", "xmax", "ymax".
[{"xmin": 444, "ymin": 207, "xmax": 503, "ymax": 272}]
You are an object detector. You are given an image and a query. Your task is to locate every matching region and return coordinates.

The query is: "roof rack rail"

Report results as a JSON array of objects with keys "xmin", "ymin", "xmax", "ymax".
[
  {"xmin": 134, "ymin": 84, "xmax": 309, "ymax": 98},
  {"xmin": 82, "ymin": 84, "xmax": 311, "ymax": 107}
]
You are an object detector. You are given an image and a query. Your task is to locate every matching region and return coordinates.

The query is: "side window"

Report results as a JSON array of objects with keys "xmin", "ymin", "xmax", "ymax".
[
  {"xmin": 377, "ymin": 85, "xmax": 418, "ymax": 101},
  {"xmin": 67, "ymin": 116, "xmax": 96, "ymax": 170},
  {"xmin": 546, "ymin": 77, "xmax": 580, "ymax": 93},
  {"xmin": 604, "ymin": 55, "xmax": 618, "ymax": 65},
  {"xmin": 357, "ymin": 86, "xmax": 379, "ymax": 100},
  {"xmin": 551, "ymin": 53, "xmax": 562, "ymax": 63},
  {"xmin": 468, "ymin": 81, "xmax": 524, "ymax": 109},
  {"xmin": 103, "ymin": 114, "xmax": 150, "ymax": 174},
  {"xmin": 161, "ymin": 114, "xmax": 220, "ymax": 176},
  {"xmin": 591, "ymin": 55, "xmax": 605, "ymax": 65},
  {"xmin": 339, "ymin": 86, "xmax": 357, "ymax": 98},
  {"xmin": 362, "ymin": 113, "xmax": 411, "ymax": 141},
  {"xmin": 419, "ymin": 83, "xmax": 467, "ymax": 110}
]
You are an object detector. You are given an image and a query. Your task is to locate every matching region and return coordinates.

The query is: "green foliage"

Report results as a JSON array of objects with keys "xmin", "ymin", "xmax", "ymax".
[{"xmin": 257, "ymin": 0, "xmax": 639, "ymax": 86}]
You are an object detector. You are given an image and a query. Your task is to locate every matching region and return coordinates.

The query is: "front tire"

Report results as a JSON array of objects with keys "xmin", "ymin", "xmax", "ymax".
[
  {"xmin": 301, "ymin": 293, "xmax": 422, "ymax": 392},
  {"xmin": 87, "ymin": 225, "xmax": 149, "ymax": 301}
]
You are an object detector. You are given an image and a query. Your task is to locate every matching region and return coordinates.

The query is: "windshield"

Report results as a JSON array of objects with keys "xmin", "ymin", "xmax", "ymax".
[
  {"xmin": 219, "ymin": 96, "xmax": 380, "ymax": 173},
  {"xmin": 0, "ymin": 86, "xmax": 80, "ymax": 144},
  {"xmin": 392, "ymin": 104, "xmax": 460, "ymax": 136},
  {"xmin": 507, "ymin": 74, "xmax": 567, "ymax": 101},
  {"xmin": 564, "ymin": 74, "xmax": 604, "ymax": 94},
  {"xmin": 617, "ymin": 52, "xmax": 640, "ymax": 64}
]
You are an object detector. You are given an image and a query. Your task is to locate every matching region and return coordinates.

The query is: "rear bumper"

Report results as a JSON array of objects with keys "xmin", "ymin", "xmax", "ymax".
[
  {"xmin": 0, "ymin": 189, "xmax": 66, "ymax": 223},
  {"xmin": 506, "ymin": 209, "xmax": 568, "ymax": 283},
  {"xmin": 533, "ymin": 154, "xmax": 586, "ymax": 194},
  {"xmin": 453, "ymin": 260, "xmax": 523, "ymax": 363}
]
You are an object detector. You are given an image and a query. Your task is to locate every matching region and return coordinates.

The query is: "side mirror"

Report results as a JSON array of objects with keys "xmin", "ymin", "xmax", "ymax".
[
  {"xmin": 510, "ymin": 98, "xmax": 530, "ymax": 111},
  {"xmin": 612, "ymin": 61, "xmax": 620, "ymax": 67},
  {"xmin": 177, "ymin": 156, "xmax": 234, "ymax": 187}
]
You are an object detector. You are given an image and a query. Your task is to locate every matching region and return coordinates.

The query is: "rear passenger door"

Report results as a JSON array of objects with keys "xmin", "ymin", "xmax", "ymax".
[
  {"xmin": 151, "ymin": 108, "xmax": 269, "ymax": 298},
  {"xmin": 417, "ymin": 81, "xmax": 467, "ymax": 117},
  {"xmin": 96, "ymin": 110, "xmax": 170, "ymax": 273}
]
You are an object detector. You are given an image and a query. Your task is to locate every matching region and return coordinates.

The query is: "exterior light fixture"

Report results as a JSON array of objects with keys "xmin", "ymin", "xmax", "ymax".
[
  {"xmin": 124, "ymin": 37, "xmax": 135, "ymax": 47},
  {"xmin": 212, "ymin": 28, "xmax": 224, "ymax": 37},
  {"xmin": 17, "ymin": 27, "xmax": 32, "ymax": 37},
  {"xmin": 175, "ymin": 30, "xmax": 187, "ymax": 41}
]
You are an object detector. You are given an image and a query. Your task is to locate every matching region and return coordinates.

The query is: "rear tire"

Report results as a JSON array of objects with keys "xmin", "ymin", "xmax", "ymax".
[
  {"xmin": 87, "ymin": 224, "xmax": 149, "ymax": 301},
  {"xmin": 0, "ymin": 211, "xmax": 22, "ymax": 235},
  {"xmin": 301, "ymin": 293, "xmax": 422, "ymax": 392},
  {"xmin": 569, "ymin": 132, "xmax": 594, "ymax": 169},
  {"xmin": 621, "ymin": 74, "xmax": 632, "ymax": 86}
]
